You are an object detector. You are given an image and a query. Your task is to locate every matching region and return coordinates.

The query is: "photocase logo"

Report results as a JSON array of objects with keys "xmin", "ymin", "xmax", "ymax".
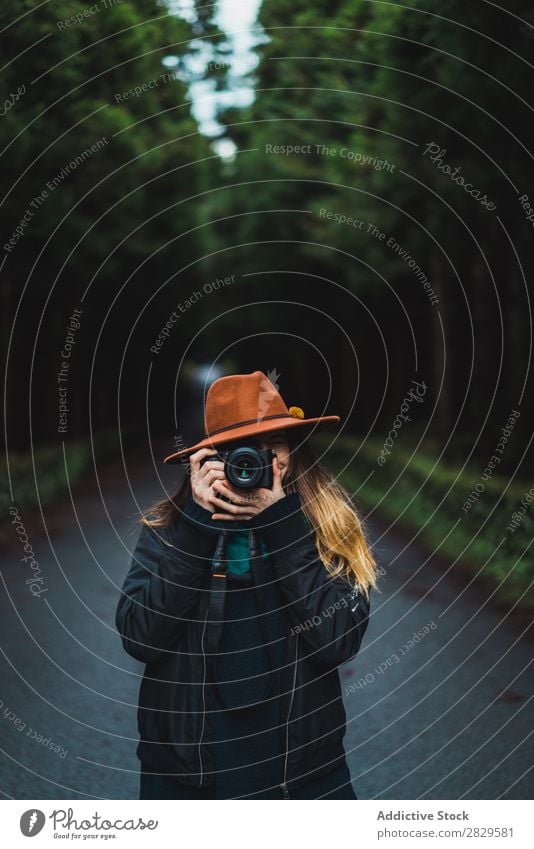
[
  {"xmin": 20, "ymin": 809, "xmax": 45, "ymax": 836},
  {"xmin": 257, "ymin": 368, "xmax": 281, "ymax": 422}
]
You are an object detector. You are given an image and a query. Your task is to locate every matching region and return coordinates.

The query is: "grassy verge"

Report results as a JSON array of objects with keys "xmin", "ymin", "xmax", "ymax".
[
  {"xmin": 1, "ymin": 427, "xmax": 143, "ymax": 537},
  {"xmin": 313, "ymin": 434, "xmax": 534, "ymax": 615}
]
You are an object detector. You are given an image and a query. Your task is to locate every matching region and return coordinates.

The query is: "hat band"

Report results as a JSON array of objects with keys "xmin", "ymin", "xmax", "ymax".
[{"xmin": 205, "ymin": 413, "xmax": 292, "ymax": 438}]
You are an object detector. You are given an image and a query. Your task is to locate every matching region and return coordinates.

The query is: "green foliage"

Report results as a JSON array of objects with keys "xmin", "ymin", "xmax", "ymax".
[
  {"xmin": 315, "ymin": 433, "xmax": 534, "ymax": 613},
  {"xmin": 0, "ymin": 426, "xmax": 140, "ymax": 520},
  {"xmin": 1, "ymin": 0, "xmax": 201, "ymax": 265},
  {"xmin": 1, "ymin": 0, "xmax": 226, "ymax": 447}
]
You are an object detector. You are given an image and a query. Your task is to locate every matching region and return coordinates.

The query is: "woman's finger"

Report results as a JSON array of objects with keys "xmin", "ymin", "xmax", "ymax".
[
  {"xmin": 189, "ymin": 447, "xmax": 217, "ymax": 469},
  {"xmin": 220, "ymin": 480, "xmax": 268, "ymax": 506},
  {"xmin": 213, "ymin": 480, "xmax": 253, "ymax": 505},
  {"xmin": 203, "ymin": 468, "xmax": 226, "ymax": 486},
  {"xmin": 209, "ymin": 495, "xmax": 259, "ymax": 515},
  {"xmin": 198, "ymin": 459, "xmax": 224, "ymax": 479},
  {"xmin": 210, "ymin": 496, "xmax": 263, "ymax": 516},
  {"xmin": 211, "ymin": 512, "xmax": 255, "ymax": 521},
  {"xmin": 272, "ymin": 456, "xmax": 285, "ymax": 495}
]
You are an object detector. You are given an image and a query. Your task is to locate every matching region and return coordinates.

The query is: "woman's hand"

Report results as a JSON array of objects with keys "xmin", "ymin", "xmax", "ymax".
[
  {"xmin": 189, "ymin": 448, "xmax": 227, "ymax": 513},
  {"xmin": 210, "ymin": 455, "xmax": 286, "ymax": 521}
]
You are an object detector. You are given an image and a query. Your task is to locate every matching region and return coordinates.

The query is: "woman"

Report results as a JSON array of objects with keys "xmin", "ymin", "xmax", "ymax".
[{"xmin": 115, "ymin": 370, "xmax": 378, "ymax": 799}]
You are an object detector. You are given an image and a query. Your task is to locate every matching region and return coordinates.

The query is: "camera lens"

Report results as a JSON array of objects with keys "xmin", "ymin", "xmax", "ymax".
[{"xmin": 225, "ymin": 447, "xmax": 263, "ymax": 489}]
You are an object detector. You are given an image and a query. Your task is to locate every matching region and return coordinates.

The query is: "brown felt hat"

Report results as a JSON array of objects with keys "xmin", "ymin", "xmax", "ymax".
[{"xmin": 163, "ymin": 370, "xmax": 340, "ymax": 463}]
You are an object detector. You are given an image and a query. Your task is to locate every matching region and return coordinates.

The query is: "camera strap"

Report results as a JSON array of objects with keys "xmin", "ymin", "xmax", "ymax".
[
  {"xmin": 247, "ymin": 528, "xmax": 278, "ymax": 693},
  {"xmin": 205, "ymin": 530, "xmax": 229, "ymax": 663}
]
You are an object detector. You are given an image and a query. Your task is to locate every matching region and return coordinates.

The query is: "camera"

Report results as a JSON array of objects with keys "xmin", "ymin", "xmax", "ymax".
[{"xmin": 201, "ymin": 445, "xmax": 275, "ymax": 490}]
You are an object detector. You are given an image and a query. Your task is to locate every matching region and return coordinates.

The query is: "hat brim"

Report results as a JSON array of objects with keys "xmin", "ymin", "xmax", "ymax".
[{"xmin": 163, "ymin": 415, "xmax": 340, "ymax": 463}]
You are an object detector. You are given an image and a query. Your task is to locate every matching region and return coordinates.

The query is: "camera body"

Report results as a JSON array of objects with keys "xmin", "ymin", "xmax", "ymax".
[{"xmin": 201, "ymin": 445, "xmax": 275, "ymax": 490}]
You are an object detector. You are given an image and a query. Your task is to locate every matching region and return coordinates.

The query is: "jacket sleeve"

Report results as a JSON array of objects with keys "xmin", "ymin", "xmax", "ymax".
[
  {"xmin": 115, "ymin": 498, "xmax": 221, "ymax": 664},
  {"xmin": 250, "ymin": 492, "xmax": 371, "ymax": 669}
]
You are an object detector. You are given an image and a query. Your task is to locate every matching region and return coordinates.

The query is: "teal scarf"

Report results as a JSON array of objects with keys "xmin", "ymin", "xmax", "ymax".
[
  {"xmin": 225, "ymin": 524, "xmax": 269, "ymax": 577},
  {"xmin": 212, "ymin": 508, "xmax": 311, "ymax": 577}
]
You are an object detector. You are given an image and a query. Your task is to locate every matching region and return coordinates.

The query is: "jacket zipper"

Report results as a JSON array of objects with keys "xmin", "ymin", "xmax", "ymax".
[
  {"xmin": 350, "ymin": 583, "xmax": 360, "ymax": 612},
  {"xmin": 280, "ymin": 632, "xmax": 299, "ymax": 799},
  {"xmin": 198, "ymin": 607, "xmax": 209, "ymax": 787}
]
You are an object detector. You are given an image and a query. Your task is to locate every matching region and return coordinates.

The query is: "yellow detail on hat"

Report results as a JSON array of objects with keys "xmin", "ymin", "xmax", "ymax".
[{"xmin": 289, "ymin": 406, "xmax": 305, "ymax": 419}]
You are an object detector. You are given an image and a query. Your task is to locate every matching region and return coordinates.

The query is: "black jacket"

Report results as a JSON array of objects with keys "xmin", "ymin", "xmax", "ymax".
[{"xmin": 115, "ymin": 491, "xmax": 371, "ymax": 797}]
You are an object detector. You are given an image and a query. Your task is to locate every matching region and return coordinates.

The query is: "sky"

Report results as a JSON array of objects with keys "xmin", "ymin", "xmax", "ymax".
[{"xmin": 166, "ymin": 0, "xmax": 265, "ymax": 158}]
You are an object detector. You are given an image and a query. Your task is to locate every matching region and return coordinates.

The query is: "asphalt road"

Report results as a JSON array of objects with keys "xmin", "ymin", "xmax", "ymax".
[{"xmin": 0, "ymin": 438, "xmax": 532, "ymax": 799}]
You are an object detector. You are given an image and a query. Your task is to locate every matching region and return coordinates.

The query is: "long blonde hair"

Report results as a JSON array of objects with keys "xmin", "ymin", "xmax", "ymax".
[{"xmin": 140, "ymin": 435, "xmax": 379, "ymax": 601}]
